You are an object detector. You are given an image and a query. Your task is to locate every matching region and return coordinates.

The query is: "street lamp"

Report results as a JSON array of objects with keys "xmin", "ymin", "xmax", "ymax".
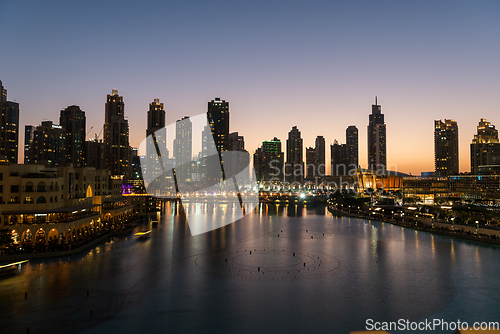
[{"xmin": 476, "ymin": 220, "xmax": 479, "ymax": 234}]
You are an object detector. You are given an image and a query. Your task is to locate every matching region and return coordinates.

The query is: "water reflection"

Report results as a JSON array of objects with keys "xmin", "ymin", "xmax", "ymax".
[{"xmin": 0, "ymin": 203, "xmax": 499, "ymax": 334}]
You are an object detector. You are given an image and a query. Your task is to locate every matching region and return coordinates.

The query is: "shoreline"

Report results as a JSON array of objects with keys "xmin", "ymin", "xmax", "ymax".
[
  {"xmin": 328, "ymin": 206, "xmax": 500, "ymax": 247},
  {"xmin": 0, "ymin": 218, "xmax": 142, "ymax": 262}
]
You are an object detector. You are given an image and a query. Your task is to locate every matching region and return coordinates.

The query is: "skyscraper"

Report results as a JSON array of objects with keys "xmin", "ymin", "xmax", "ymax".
[
  {"xmin": 345, "ymin": 125, "xmax": 358, "ymax": 171},
  {"xmin": 229, "ymin": 132, "xmax": 244, "ymax": 151},
  {"xmin": 286, "ymin": 126, "xmax": 304, "ymax": 183},
  {"xmin": 0, "ymin": 80, "xmax": 19, "ymax": 164},
  {"xmin": 470, "ymin": 118, "xmax": 500, "ymax": 174},
  {"xmin": 315, "ymin": 136, "xmax": 326, "ymax": 177},
  {"xmin": 435, "ymin": 119, "xmax": 459, "ymax": 176},
  {"xmin": 24, "ymin": 125, "xmax": 35, "ymax": 164},
  {"xmin": 86, "ymin": 138, "xmax": 103, "ymax": 169},
  {"xmin": 29, "ymin": 121, "xmax": 66, "ymax": 166},
  {"xmin": 103, "ymin": 89, "xmax": 130, "ymax": 177},
  {"xmin": 147, "ymin": 98, "xmax": 166, "ymax": 136},
  {"xmin": 367, "ymin": 97, "xmax": 386, "ymax": 171},
  {"xmin": 146, "ymin": 98, "xmax": 166, "ymax": 178},
  {"xmin": 306, "ymin": 147, "xmax": 316, "ymax": 179},
  {"xmin": 330, "ymin": 140, "xmax": 347, "ymax": 176},
  {"xmin": 254, "ymin": 138, "xmax": 283, "ymax": 182},
  {"xmin": 173, "ymin": 116, "xmax": 192, "ymax": 182},
  {"xmin": 207, "ymin": 97, "xmax": 229, "ymax": 152},
  {"xmin": 60, "ymin": 105, "xmax": 86, "ymax": 167}
]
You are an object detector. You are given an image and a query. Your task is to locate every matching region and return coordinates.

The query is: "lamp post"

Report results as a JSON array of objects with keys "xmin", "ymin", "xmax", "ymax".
[{"xmin": 476, "ymin": 220, "xmax": 479, "ymax": 234}]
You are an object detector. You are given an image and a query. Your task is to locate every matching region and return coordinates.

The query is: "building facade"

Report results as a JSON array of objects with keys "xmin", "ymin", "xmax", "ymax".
[
  {"xmin": 29, "ymin": 121, "xmax": 67, "ymax": 166},
  {"xmin": 0, "ymin": 80, "xmax": 19, "ymax": 164},
  {"xmin": 367, "ymin": 97, "xmax": 386, "ymax": 171},
  {"xmin": 254, "ymin": 138, "xmax": 283, "ymax": 182},
  {"xmin": 470, "ymin": 118, "xmax": 500, "ymax": 174},
  {"xmin": 103, "ymin": 89, "xmax": 130, "ymax": 178},
  {"xmin": 207, "ymin": 97, "xmax": 229, "ymax": 152},
  {"xmin": 434, "ymin": 119, "xmax": 459, "ymax": 176},
  {"xmin": 60, "ymin": 105, "xmax": 86, "ymax": 167},
  {"xmin": 286, "ymin": 126, "xmax": 303, "ymax": 183}
]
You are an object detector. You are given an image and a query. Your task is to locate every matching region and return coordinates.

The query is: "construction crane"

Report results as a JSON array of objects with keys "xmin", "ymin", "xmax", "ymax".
[
  {"xmin": 86, "ymin": 126, "xmax": 94, "ymax": 139},
  {"xmin": 94, "ymin": 126, "xmax": 104, "ymax": 141}
]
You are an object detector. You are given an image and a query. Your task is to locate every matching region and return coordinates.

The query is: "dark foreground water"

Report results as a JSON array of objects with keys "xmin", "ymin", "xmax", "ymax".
[{"xmin": 1, "ymin": 203, "xmax": 499, "ymax": 333}]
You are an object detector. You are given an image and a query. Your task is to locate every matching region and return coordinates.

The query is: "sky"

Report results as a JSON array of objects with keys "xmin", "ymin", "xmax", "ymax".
[{"xmin": 0, "ymin": 0, "xmax": 499, "ymax": 175}]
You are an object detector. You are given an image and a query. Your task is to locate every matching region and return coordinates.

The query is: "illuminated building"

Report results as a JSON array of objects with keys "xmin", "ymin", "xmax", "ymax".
[
  {"xmin": 346, "ymin": 125, "xmax": 358, "ymax": 170},
  {"xmin": 86, "ymin": 139, "xmax": 103, "ymax": 169},
  {"xmin": 315, "ymin": 136, "xmax": 325, "ymax": 177},
  {"xmin": 434, "ymin": 119, "xmax": 459, "ymax": 176},
  {"xmin": 306, "ymin": 147, "xmax": 315, "ymax": 179},
  {"xmin": 227, "ymin": 132, "xmax": 249, "ymax": 178},
  {"xmin": 0, "ymin": 80, "xmax": 19, "ymax": 164},
  {"xmin": 470, "ymin": 118, "xmax": 500, "ymax": 174},
  {"xmin": 0, "ymin": 164, "xmax": 138, "ymax": 245},
  {"xmin": 331, "ymin": 126, "xmax": 358, "ymax": 176},
  {"xmin": 286, "ymin": 126, "xmax": 303, "ymax": 183},
  {"xmin": 173, "ymin": 116, "xmax": 192, "ymax": 182},
  {"xmin": 29, "ymin": 121, "xmax": 66, "ymax": 166},
  {"xmin": 24, "ymin": 125, "xmax": 35, "ymax": 164},
  {"xmin": 367, "ymin": 97, "xmax": 386, "ymax": 171},
  {"xmin": 60, "ymin": 105, "xmax": 86, "ymax": 167},
  {"xmin": 146, "ymin": 98, "xmax": 166, "ymax": 179},
  {"xmin": 254, "ymin": 138, "xmax": 283, "ymax": 182},
  {"xmin": 207, "ymin": 97, "xmax": 229, "ymax": 152},
  {"xmin": 103, "ymin": 89, "xmax": 130, "ymax": 178}
]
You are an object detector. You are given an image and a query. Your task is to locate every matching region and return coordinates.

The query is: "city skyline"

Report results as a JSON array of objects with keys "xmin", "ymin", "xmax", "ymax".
[
  {"xmin": 1, "ymin": 1, "xmax": 499, "ymax": 175},
  {"xmin": 6, "ymin": 83, "xmax": 500, "ymax": 176}
]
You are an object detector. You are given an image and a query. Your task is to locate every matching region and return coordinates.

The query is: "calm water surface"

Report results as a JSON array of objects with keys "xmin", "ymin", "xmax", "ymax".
[{"xmin": 1, "ymin": 203, "xmax": 499, "ymax": 333}]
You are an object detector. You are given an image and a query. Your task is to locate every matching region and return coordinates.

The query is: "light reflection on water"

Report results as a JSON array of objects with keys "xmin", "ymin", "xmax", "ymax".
[{"xmin": 0, "ymin": 202, "xmax": 499, "ymax": 334}]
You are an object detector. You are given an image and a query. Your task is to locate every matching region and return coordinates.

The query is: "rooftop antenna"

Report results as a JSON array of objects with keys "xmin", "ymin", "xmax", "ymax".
[{"xmin": 375, "ymin": 96, "xmax": 378, "ymax": 105}]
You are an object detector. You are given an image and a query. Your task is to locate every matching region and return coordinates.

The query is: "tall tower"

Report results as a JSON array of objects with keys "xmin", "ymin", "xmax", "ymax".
[
  {"xmin": 470, "ymin": 118, "xmax": 500, "ymax": 174},
  {"xmin": 24, "ymin": 125, "xmax": 35, "ymax": 164},
  {"xmin": 147, "ymin": 98, "xmax": 165, "ymax": 136},
  {"xmin": 60, "ymin": 105, "xmax": 86, "ymax": 167},
  {"xmin": 306, "ymin": 147, "xmax": 316, "ymax": 179},
  {"xmin": 367, "ymin": 97, "xmax": 386, "ymax": 171},
  {"xmin": 0, "ymin": 80, "xmax": 19, "ymax": 164},
  {"xmin": 434, "ymin": 119, "xmax": 459, "ymax": 176},
  {"xmin": 207, "ymin": 97, "xmax": 229, "ymax": 152},
  {"xmin": 173, "ymin": 116, "xmax": 192, "ymax": 183},
  {"xmin": 346, "ymin": 125, "xmax": 359, "ymax": 172},
  {"xmin": 256, "ymin": 138, "xmax": 283, "ymax": 182},
  {"xmin": 103, "ymin": 89, "xmax": 130, "ymax": 177},
  {"xmin": 315, "ymin": 136, "xmax": 326, "ymax": 177},
  {"xmin": 286, "ymin": 126, "xmax": 304, "ymax": 183},
  {"xmin": 146, "ymin": 98, "xmax": 167, "ymax": 176},
  {"xmin": 30, "ymin": 121, "xmax": 66, "ymax": 166}
]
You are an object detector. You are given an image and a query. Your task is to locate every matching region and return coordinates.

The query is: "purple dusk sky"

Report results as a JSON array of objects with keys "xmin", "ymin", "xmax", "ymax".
[{"xmin": 0, "ymin": 0, "xmax": 499, "ymax": 174}]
